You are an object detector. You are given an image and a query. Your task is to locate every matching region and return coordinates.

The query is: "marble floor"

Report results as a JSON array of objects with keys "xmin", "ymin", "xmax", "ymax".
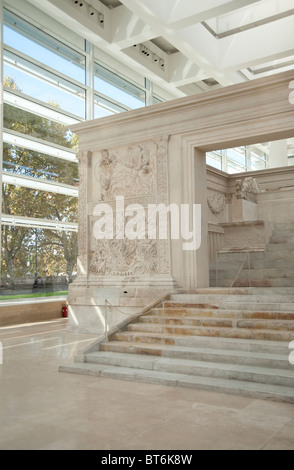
[{"xmin": 0, "ymin": 319, "xmax": 294, "ymax": 450}]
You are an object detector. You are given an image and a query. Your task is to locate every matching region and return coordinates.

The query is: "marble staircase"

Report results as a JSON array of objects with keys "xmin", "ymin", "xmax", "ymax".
[{"xmin": 59, "ymin": 288, "xmax": 294, "ymax": 403}]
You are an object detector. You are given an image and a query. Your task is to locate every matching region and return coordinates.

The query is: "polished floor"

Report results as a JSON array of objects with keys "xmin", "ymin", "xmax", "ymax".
[{"xmin": 0, "ymin": 319, "xmax": 294, "ymax": 450}]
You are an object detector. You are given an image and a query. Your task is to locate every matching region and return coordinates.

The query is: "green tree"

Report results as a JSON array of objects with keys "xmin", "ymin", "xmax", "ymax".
[{"xmin": 2, "ymin": 76, "xmax": 79, "ymax": 289}]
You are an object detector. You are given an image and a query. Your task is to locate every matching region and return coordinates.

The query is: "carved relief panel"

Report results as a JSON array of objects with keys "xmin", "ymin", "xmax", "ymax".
[
  {"xmin": 80, "ymin": 137, "xmax": 171, "ymax": 278},
  {"xmin": 93, "ymin": 142, "xmax": 157, "ymax": 203}
]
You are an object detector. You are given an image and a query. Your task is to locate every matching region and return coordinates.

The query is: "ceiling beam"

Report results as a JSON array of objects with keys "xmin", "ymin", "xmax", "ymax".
[
  {"xmin": 168, "ymin": 52, "xmax": 207, "ymax": 86},
  {"xmin": 217, "ymin": 15, "xmax": 294, "ymax": 71},
  {"xmin": 110, "ymin": 5, "xmax": 155, "ymax": 49},
  {"xmin": 26, "ymin": 0, "xmax": 111, "ymax": 45},
  {"xmin": 166, "ymin": 0, "xmax": 262, "ymax": 30},
  {"xmin": 205, "ymin": 0, "xmax": 294, "ymax": 37},
  {"xmin": 120, "ymin": 0, "xmax": 237, "ymax": 87}
]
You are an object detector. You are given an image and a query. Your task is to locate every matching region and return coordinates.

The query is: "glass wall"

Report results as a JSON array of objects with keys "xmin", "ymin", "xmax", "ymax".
[
  {"xmin": 0, "ymin": 6, "xmax": 166, "ymax": 297},
  {"xmin": 206, "ymin": 146, "xmax": 268, "ymax": 173},
  {"xmin": 2, "ymin": 5, "xmax": 276, "ymax": 298}
]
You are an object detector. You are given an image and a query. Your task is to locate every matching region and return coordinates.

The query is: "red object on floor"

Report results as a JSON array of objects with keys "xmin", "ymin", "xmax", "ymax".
[{"xmin": 62, "ymin": 305, "xmax": 68, "ymax": 318}]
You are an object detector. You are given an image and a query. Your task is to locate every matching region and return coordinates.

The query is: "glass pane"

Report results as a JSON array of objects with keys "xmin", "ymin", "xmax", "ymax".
[
  {"xmin": 94, "ymin": 63, "xmax": 145, "ymax": 109},
  {"xmin": 4, "ymin": 9, "xmax": 85, "ymax": 84},
  {"xmin": 153, "ymin": 96, "xmax": 163, "ymax": 105},
  {"xmin": 4, "ymin": 54, "xmax": 86, "ymax": 118},
  {"xmin": 1, "ymin": 226, "xmax": 77, "ymax": 293},
  {"xmin": 227, "ymin": 147, "xmax": 247, "ymax": 166},
  {"xmin": 3, "ymin": 103, "xmax": 78, "ymax": 149},
  {"xmin": 250, "ymin": 156, "xmax": 266, "ymax": 171},
  {"xmin": 227, "ymin": 161, "xmax": 246, "ymax": 174},
  {"xmin": 3, "ymin": 143, "xmax": 79, "ymax": 187},
  {"xmin": 2, "ymin": 184, "xmax": 78, "ymax": 222},
  {"xmin": 94, "ymin": 94, "xmax": 126, "ymax": 118},
  {"xmin": 206, "ymin": 152, "xmax": 222, "ymax": 170}
]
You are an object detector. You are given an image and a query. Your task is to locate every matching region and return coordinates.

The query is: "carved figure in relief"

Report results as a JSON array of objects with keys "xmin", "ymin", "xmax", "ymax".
[
  {"xmin": 235, "ymin": 177, "xmax": 260, "ymax": 202},
  {"xmin": 243, "ymin": 177, "xmax": 260, "ymax": 195},
  {"xmin": 97, "ymin": 144, "xmax": 155, "ymax": 201}
]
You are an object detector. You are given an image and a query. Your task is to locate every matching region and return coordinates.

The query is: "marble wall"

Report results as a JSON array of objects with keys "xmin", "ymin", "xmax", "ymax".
[{"xmin": 67, "ymin": 71, "xmax": 294, "ymax": 334}]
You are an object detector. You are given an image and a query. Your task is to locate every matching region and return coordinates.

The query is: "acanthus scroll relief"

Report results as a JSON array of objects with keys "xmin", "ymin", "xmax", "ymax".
[
  {"xmin": 77, "ymin": 151, "xmax": 91, "ymax": 259},
  {"xmin": 90, "ymin": 239, "xmax": 159, "ymax": 277},
  {"xmin": 207, "ymin": 192, "xmax": 226, "ymax": 215}
]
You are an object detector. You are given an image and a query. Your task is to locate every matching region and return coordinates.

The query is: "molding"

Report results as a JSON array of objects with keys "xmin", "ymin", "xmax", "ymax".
[{"xmin": 71, "ymin": 70, "xmax": 294, "ymax": 151}]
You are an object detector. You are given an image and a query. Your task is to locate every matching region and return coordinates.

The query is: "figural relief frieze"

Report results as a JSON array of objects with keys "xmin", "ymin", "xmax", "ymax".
[
  {"xmin": 94, "ymin": 143, "xmax": 157, "ymax": 202},
  {"xmin": 85, "ymin": 136, "xmax": 171, "ymax": 278},
  {"xmin": 235, "ymin": 177, "xmax": 260, "ymax": 203}
]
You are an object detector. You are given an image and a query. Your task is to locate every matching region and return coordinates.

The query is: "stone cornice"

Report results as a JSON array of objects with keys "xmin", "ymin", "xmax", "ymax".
[
  {"xmin": 207, "ymin": 164, "xmax": 294, "ymax": 181},
  {"xmin": 71, "ymin": 70, "xmax": 294, "ymax": 151}
]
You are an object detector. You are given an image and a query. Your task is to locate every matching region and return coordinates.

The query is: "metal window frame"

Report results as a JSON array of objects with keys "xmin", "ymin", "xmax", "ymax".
[{"xmin": 0, "ymin": 3, "xmax": 166, "ymax": 252}]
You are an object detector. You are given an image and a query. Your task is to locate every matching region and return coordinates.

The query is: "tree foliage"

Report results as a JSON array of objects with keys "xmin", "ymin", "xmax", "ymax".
[{"xmin": 2, "ymin": 76, "xmax": 79, "ymax": 289}]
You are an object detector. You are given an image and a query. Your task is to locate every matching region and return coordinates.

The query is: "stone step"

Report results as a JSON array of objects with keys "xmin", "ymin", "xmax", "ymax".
[
  {"xmin": 267, "ymin": 243, "xmax": 294, "ymax": 253},
  {"xmin": 107, "ymin": 335, "xmax": 290, "ymax": 354},
  {"xmin": 212, "ymin": 259, "xmax": 294, "ymax": 270},
  {"xmin": 168, "ymin": 296, "xmax": 294, "ymax": 311},
  {"xmin": 166, "ymin": 300, "xmax": 294, "ymax": 310},
  {"xmin": 141, "ymin": 315, "xmax": 235, "ymax": 327},
  {"xmin": 127, "ymin": 321, "xmax": 294, "ymax": 338},
  {"xmin": 270, "ymin": 237, "xmax": 294, "ymax": 244},
  {"xmin": 169, "ymin": 293, "xmax": 294, "ymax": 304},
  {"xmin": 139, "ymin": 315, "xmax": 294, "ymax": 331},
  {"xmin": 216, "ymin": 251, "xmax": 294, "ymax": 262},
  {"xmin": 84, "ymin": 351, "xmax": 294, "ymax": 387},
  {"xmin": 271, "ymin": 223, "xmax": 294, "ymax": 231},
  {"xmin": 150, "ymin": 307, "xmax": 294, "ymax": 320},
  {"xmin": 58, "ymin": 363, "xmax": 294, "ymax": 404},
  {"xmin": 99, "ymin": 341, "xmax": 293, "ymax": 370},
  {"xmin": 194, "ymin": 287, "xmax": 294, "ymax": 296},
  {"xmin": 115, "ymin": 326, "xmax": 294, "ymax": 342},
  {"xmin": 213, "ymin": 268, "xmax": 294, "ymax": 280},
  {"xmin": 260, "ymin": 252, "xmax": 294, "ymax": 261},
  {"xmin": 221, "ymin": 279, "xmax": 294, "ymax": 288},
  {"xmin": 216, "ymin": 252, "xmax": 266, "ymax": 261},
  {"xmin": 219, "ymin": 302, "xmax": 294, "ymax": 312}
]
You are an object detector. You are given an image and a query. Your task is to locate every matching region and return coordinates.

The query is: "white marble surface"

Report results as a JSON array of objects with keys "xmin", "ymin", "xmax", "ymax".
[{"xmin": 0, "ymin": 319, "xmax": 294, "ymax": 450}]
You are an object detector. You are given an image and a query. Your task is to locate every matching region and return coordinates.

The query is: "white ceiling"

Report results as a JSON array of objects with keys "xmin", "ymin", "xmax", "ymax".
[
  {"xmin": 23, "ymin": 0, "xmax": 294, "ymax": 157},
  {"xmin": 25, "ymin": 0, "xmax": 294, "ymax": 97}
]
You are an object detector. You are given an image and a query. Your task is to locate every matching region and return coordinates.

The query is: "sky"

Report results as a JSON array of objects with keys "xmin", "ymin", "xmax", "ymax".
[{"xmin": 3, "ymin": 24, "xmax": 145, "ymax": 120}]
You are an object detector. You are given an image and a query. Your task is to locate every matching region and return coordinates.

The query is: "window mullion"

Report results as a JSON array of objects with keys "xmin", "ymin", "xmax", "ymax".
[
  {"xmin": 85, "ymin": 40, "xmax": 94, "ymax": 121},
  {"xmin": 145, "ymin": 78, "xmax": 153, "ymax": 106}
]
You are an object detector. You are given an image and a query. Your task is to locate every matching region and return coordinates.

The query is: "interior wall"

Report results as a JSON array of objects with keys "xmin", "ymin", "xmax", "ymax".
[{"xmin": 206, "ymin": 165, "xmax": 294, "ymax": 260}]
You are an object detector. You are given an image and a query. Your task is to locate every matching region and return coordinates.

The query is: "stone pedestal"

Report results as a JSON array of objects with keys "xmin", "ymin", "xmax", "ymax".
[{"xmin": 231, "ymin": 198, "xmax": 258, "ymax": 222}]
